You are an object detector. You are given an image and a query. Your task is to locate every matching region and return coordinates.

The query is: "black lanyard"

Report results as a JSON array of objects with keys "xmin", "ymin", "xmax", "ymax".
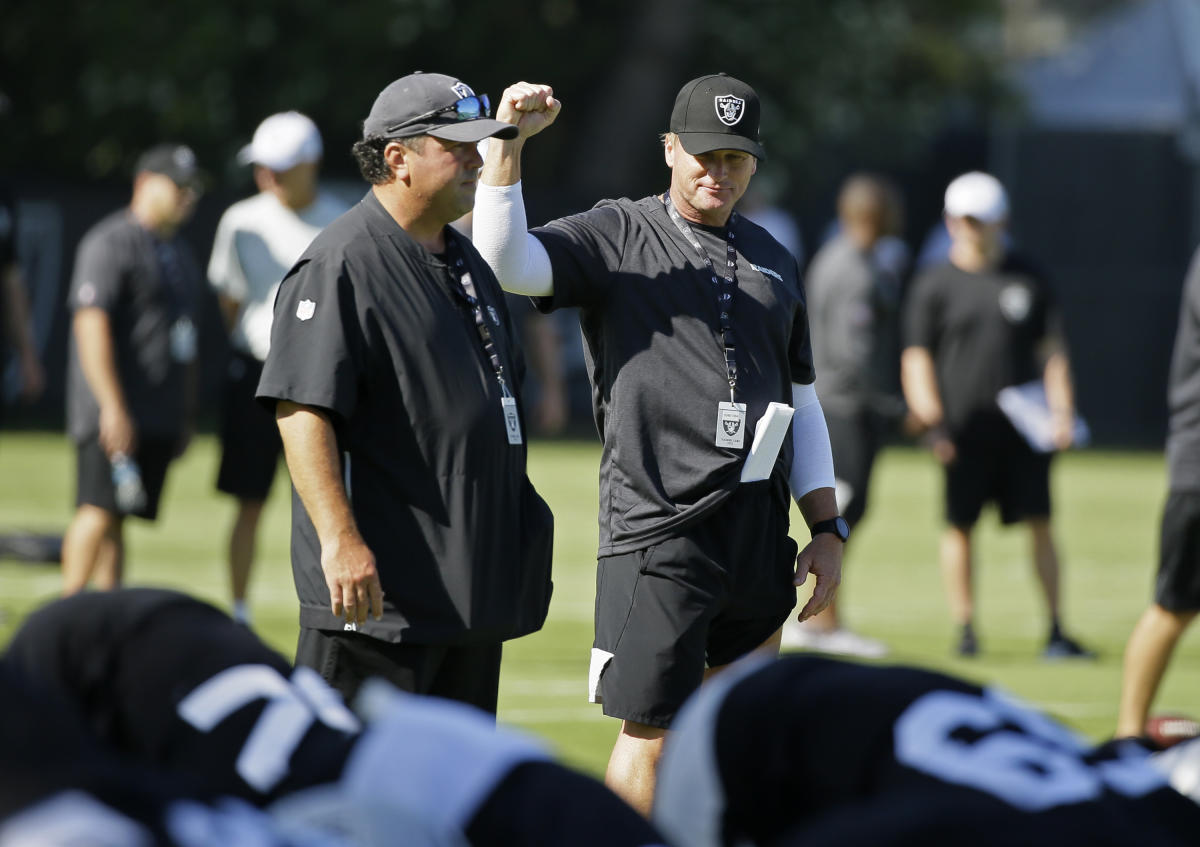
[
  {"xmin": 442, "ymin": 236, "xmax": 511, "ymax": 397},
  {"xmin": 663, "ymin": 196, "xmax": 740, "ymax": 401}
]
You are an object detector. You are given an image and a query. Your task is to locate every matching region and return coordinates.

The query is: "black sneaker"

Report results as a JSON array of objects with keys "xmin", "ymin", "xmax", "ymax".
[
  {"xmin": 955, "ymin": 626, "xmax": 978, "ymax": 658},
  {"xmin": 1042, "ymin": 633, "xmax": 1095, "ymax": 660}
]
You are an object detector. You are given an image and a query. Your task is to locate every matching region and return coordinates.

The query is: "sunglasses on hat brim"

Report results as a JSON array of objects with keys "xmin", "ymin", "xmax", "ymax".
[{"xmin": 384, "ymin": 94, "xmax": 492, "ymax": 136}]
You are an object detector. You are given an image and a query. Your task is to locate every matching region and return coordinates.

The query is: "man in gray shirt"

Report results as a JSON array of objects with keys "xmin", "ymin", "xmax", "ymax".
[
  {"xmin": 781, "ymin": 174, "xmax": 905, "ymax": 659},
  {"xmin": 62, "ymin": 144, "xmax": 203, "ymax": 594},
  {"xmin": 1118, "ymin": 245, "xmax": 1200, "ymax": 738}
]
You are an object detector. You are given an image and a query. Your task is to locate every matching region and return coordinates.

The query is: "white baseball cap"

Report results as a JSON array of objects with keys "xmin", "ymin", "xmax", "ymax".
[
  {"xmin": 944, "ymin": 171, "xmax": 1008, "ymax": 223},
  {"xmin": 237, "ymin": 111, "xmax": 323, "ymax": 172}
]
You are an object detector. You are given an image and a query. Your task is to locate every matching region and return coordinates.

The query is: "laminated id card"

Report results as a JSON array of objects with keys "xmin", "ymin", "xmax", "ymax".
[
  {"xmin": 502, "ymin": 396, "xmax": 523, "ymax": 445},
  {"xmin": 715, "ymin": 401, "xmax": 747, "ymax": 449}
]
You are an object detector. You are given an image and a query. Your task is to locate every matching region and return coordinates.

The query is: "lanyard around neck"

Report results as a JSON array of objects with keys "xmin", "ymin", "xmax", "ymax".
[
  {"xmin": 442, "ymin": 236, "xmax": 512, "ymax": 397},
  {"xmin": 662, "ymin": 195, "xmax": 740, "ymax": 401}
]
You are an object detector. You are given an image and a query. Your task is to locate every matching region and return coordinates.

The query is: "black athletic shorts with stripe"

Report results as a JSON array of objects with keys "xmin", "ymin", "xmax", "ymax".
[{"xmin": 589, "ymin": 480, "xmax": 798, "ymax": 729}]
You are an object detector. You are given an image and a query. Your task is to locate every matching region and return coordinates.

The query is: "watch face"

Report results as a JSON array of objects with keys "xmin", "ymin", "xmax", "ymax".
[{"xmin": 835, "ymin": 516, "xmax": 850, "ymax": 540}]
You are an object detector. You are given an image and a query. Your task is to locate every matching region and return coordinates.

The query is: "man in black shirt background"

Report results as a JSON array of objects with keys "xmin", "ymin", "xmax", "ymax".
[
  {"xmin": 257, "ymin": 72, "xmax": 554, "ymax": 715},
  {"xmin": 901, "ymin": 171, "xmax": 1090, "ymax": 660},
  {"xmin": 62, "ymin": 145, "xmax": 203, "ymax": 594}
]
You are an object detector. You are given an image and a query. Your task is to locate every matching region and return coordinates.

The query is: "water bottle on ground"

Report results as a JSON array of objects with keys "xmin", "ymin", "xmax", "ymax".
[{"xmin": 110, "ymin": 452, "xmax": 147, "ymax": 514}]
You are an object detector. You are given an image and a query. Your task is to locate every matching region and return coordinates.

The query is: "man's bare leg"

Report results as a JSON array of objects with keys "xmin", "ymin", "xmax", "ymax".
[{"xmin": 1117, "ymin": 604, "xmax": 1196, "ymax": 737}]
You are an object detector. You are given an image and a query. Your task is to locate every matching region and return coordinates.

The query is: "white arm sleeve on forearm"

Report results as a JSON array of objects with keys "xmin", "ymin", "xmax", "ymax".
[
  {"xmin": 789, "ymin": 382, "xmax": 836, "ymax": 501},
  {"xmin": 472, "ymin": 181, "xmax": 554, "ymax": 296}
]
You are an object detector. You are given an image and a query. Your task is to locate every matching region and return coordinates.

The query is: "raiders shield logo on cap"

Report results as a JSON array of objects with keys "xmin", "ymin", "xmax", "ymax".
[{"xmin": 714, "ymin": 95, "xmax": 745, "ymax": 127}]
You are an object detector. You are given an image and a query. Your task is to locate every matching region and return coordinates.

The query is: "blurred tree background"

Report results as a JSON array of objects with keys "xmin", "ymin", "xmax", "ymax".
[{"xmin": 3, "ymin": 0, "xmax": 1012, "ymax": 222}]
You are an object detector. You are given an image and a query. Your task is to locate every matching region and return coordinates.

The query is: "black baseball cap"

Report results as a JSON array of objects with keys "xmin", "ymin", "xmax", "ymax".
[
  {"xmin": 135, "ymin": 143, "xmax": 203, "ymax": 189},
  {"xmin": 669, "ymin": 73, "xmax": 766, "ymax": 160},
  {"xmin": 363, "ymin": 72, "xmax": 519, "ymax": 143}
]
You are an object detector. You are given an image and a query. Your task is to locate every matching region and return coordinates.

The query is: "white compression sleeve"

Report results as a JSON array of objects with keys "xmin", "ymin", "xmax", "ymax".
[
  {"xmin": 472, "ymin": 181, "xmax": 554, "ymax": 296},
  {"xmin": 789, "ymin": 382, "xmax": 836, "ymax": 501}
]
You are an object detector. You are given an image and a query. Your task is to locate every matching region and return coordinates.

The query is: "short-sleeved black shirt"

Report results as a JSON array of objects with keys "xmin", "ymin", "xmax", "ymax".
[
  {"xmin": 903, "ymin": 254, "xmax": 1060, "ymax": 434},
  {"xmin": 65, "ymin": 210, "xmax": 202, "ymax": 441},
  {"xmin": 532, "ymin": 195, "xmax": 814, "ymax": 556},
  {"xmin": 257, "ymin": 191, "xmax": 553, "ymax": 644}
]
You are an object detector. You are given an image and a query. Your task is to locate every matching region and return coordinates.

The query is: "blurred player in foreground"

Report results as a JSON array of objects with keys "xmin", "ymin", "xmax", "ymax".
[
  {"xmin": 4, "ymin": 588, "xmax": 666, "ymax": 847},
  {"xmin": 654, "ymin": 653, "xmax": 1200, "ymax": 846}
]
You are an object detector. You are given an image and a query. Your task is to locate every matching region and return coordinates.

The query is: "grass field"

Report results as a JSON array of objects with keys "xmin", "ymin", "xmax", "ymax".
[{"xmin": 2, "ymin": 431, "xmax": 1198, "ymax": 777}]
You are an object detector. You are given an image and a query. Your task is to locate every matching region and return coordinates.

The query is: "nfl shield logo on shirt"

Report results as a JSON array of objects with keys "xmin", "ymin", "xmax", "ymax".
[
  {"xmin": 296, "ymin": 299, "xmax": 316, "ymax": 321},
  {"xmin": 714, "ymin": 95, "xmax": 745, "ymax": 127}
]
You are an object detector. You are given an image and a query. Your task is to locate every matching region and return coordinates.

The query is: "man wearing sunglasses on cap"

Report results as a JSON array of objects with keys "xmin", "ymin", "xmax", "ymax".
[
  {"xmin": 472, "ymin": 76, "xmax": 842, "ymax": 814},
  {"xmin": 256, "ymin": 72, "xmax": 554, "ymax": 715}
]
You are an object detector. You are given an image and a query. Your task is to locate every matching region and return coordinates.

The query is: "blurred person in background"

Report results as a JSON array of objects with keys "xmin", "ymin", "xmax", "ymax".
[
  {"xmin": 0, "ymin": 183, "xmax": 45, "ymax": 421},
  {"xmin": 61, "ymin": 144, "xmax": 203, "ymax": 594},
  {"xmin": 901, "ymin": 171, "xmax": 1090, "ymax": 660},
  {"xmin": 1117, "ymin": 246, "xmax": 1200, "ymax": 738},
  {"xmin": 738, "ymin": 172, "xmax": 806, "ymax": 268},
  {"xmin": 781, "ymin": 173, "xmax": 906, "ymax": 659},
  {"xmin": 208, "ymin": 111, "xmax": 348, "ymax": 626}
]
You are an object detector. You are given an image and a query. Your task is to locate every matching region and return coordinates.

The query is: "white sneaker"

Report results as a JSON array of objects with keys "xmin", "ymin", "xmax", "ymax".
[{"xmin": 781, "ymin": 622, "xmax": 888, "ymax": 659}]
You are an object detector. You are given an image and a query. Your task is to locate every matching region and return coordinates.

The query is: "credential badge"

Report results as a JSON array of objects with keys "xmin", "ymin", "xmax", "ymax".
[
  {"xmin": 715, "ymin": 95, "xmax": 745, "ymax": 127},
  {"xmin": 296, "ymin": 299, "xmax": 316, "ymax": 321}
]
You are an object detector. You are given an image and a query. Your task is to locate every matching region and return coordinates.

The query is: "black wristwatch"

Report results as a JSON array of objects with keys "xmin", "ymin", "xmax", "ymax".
[{"xmin": 810, "ymin": 516, "xmax": 850, "ymax": 543}]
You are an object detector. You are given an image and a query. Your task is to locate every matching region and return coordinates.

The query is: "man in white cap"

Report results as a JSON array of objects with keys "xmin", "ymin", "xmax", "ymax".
[
  {"xmin": 901, "ymin": 171, "xmax": 1091, "ymax": 659},
  {"xmin": 208, "ymin": 112, "xmax": 348, "ymax": 625}
]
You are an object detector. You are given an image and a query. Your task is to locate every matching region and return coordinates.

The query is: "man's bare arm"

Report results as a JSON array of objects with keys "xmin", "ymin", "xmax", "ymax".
[{"xmin": 276, "ymin": 401, "xmax": 384, "ymax": 625}]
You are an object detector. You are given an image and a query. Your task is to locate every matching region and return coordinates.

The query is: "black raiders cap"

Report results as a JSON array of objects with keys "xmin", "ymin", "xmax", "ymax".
[{"xmin": 669, "ymin": 72, "xmax": 766, "ymax": 160}]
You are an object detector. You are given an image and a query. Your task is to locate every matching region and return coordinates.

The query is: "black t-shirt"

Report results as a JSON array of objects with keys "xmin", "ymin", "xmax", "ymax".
[
  {"xmin": 65, "ymin": 210, "xmax": 202, "ymax": 441},
  {"xmin": 4, "ymin": 589, "xmax": 358, "ymax": 806},
  {"xmin": 662, "ymin": 655, "xmax": 1200, "ymax": 847},
  {"xmin": 257, "ymin": 191, "xmax": 553, "ymax": 644},
  {"xmin": 903, "ymin": 254, "xmax": 1060, "ymax": 435},
  {"xmin": 533, "ymin": 195, "xmax": 814, "ymax": 556}
]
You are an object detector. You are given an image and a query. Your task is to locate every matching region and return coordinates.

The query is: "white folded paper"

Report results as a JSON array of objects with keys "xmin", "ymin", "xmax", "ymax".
[
  {"xmin": 740, "ymin": 402, "xmax": 796, "ymax": 482},
  {"xmin": 996, "ymin": 380, "xmax": 1090, "ymax": 453}
]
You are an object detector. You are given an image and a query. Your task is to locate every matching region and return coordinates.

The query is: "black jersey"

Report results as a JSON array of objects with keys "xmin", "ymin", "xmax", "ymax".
[
  {"xmin": 0, "ymin": 660, "xmax": 333, "ymax": 847},
  {"xmin": 5, "ymin": 588, "xmax": 359, "ymax": 804},
  {"xmin": 655, "ymin": 654, "xmax": 1200, "ymax": 847}
]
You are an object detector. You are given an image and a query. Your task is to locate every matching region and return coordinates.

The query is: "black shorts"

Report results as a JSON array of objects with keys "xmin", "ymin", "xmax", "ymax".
[
  {"xmin": 76, "ymin": 436, "xmax": 175, "ymax": 521},
  {"xmin": 216, "ymin": 352, "xmax": 283, "ymax": 500},
  {"xmin": 945, "ymin": 413, "xmax": 1051, "ymax": 528},
  {"xmin": 826, "ymin": 408, "xmax": 885, "ymax": 528},
  {"xmin": 590, "ymin": 483, "xmax": 798, "ymax": 728},
  {"xmin": 295, "ymin": 627, "xmax": 503, "ymax": 715},
  {"xmin": 1155, "ymin": 491, "xmax": 1200, "ymax": 612}
]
